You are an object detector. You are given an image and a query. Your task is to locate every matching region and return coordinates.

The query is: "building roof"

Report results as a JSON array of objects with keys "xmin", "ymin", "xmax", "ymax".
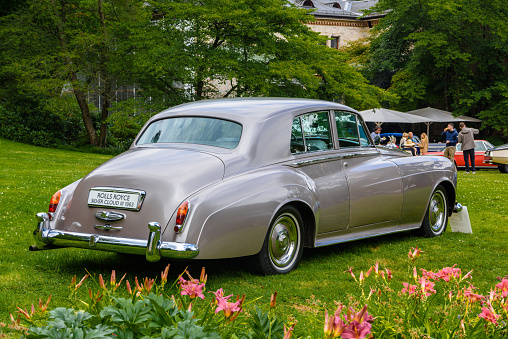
[{"xmin": 289, "ymin": 0, "xmax": 381, "ymax": 20}]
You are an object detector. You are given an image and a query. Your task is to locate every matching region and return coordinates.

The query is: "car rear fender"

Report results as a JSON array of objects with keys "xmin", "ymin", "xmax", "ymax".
[{"xmin": 169, "ymin": 167, "xmax": 318, "ymax": 259}]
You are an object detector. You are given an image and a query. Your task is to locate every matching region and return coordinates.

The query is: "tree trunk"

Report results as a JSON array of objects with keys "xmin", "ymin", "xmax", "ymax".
[
  {"xmin": 99, "ymin": 78, "xmax": 111, "ymax": 147},
  {"xmin": 52, "ymin": 0, "xmax": 97, "ymax": 146},
  {"xmin": 72, "ymin": 73, "xmax": 98, "ymax": 146},
  {"xmin": 98, "ymin": 0, "xmax": 110, "ymax": 147}
]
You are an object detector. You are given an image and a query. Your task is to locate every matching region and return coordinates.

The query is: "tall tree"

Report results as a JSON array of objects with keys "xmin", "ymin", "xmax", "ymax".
[
  {"xmin": 362, "ymin": 0, "xmax": 508, "ymax": 134},
  {"xmin": 0, "ymin": 0, "xmax": 147, "ymax": 146},
  {"xmin": 116, "ymin": 0, "xmax": 391, "ymax": 109}
]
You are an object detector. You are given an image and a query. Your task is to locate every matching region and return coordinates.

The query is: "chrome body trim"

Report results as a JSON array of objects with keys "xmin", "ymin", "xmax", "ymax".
[
  {"xmin": 94, "ymin": 224, "xmax": 123, "ymax": 231},
  {"xmin": 95, "ymin": 211, "xmax": 126, "ymax": 222},
  {"xmin": 453, "ymin": 202, "xmax": 463, "ymax": 213},
  {"xmin": 32, "ymin": 213, "xmax": 199, "ymax": 260}
]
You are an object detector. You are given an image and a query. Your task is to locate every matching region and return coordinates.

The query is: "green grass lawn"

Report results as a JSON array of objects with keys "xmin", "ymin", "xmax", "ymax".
[{"xmin": 1, "ymin": 138, "xmax": 507, "ymax": 327}]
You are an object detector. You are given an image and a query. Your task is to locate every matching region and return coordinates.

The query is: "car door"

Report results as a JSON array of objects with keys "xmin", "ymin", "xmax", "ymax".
[
  {"xmin": 290, "ymin": 111, "xmax": 350, "ymax": 234},
  {"xmin": 334, "ymin": 110, "xmax": 403, "ymax": 227}
]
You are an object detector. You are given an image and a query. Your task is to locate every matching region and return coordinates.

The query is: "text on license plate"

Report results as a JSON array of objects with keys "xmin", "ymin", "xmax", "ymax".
[{"xmin": 87, "ymin": 188, "xmax": 145, "ymax": 211}]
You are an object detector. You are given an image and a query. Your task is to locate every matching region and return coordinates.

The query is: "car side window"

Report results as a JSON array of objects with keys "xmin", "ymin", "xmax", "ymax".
[
  {"xmin": 335, "ymin": 111, "xmax": 364, "ymax": 148},
  {"xmin": 475, "ymin": 141, "xmax": 486, "ymax": 152},
  {"xmin": 291, "ymin": 111, "xmax": 333, "ymax": 154},
  {"xmin": 357, "ymin": 118, "xmax": 371, "ymax": 147}
]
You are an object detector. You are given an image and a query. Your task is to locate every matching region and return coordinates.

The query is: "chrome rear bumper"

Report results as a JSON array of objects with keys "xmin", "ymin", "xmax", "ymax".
[{"xmin": 30, "ymin": 213, "xmax": 199, "ymax": 262}]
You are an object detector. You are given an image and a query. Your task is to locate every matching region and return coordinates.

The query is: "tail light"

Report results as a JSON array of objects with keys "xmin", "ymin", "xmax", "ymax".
[
  {"xmin": 48, "ymin": 190, "xmax": 61, "ymax": 220},
  {"xmin": 174, "ymin": 201, "xmax": 189, "ymax": 233}
]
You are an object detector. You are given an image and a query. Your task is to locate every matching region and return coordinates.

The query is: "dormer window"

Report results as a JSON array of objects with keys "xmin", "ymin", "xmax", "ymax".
[
  {"xmin": 331, "ymin": 2, "xmax": 341, "ymax": 8},
  {"xmin": 302, "ymin": 0, "xmax": 314, "ymax": 7}
]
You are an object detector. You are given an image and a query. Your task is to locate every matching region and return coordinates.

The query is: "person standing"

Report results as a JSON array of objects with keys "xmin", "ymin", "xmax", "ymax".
[
  {"xmin": 370, "ymin": 126, "xmax": 382, "ymax": 144},
  {"xmin": 420, "ymin": 133, "xmax": 429, "ymax": 154},
  {"xmin": 441, "ymin": 123, "xmax": 459, "ymax": 163},
  {"xmin": 407, "ymin": 132, "xmax": 420, "ymax": 155},
  {"xmin": 458, "ymin": 122, "xmax": 479, "ymax": 174}
]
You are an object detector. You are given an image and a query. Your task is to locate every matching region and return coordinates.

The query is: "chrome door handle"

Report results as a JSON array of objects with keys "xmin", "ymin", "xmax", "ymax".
[{"xmin": 344, "ymin": 161, "xmax": 349, "ymax": 167}]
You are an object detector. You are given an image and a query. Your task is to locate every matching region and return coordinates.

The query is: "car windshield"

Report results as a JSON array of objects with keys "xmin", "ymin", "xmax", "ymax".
[{"xmin": 136, "ymin": 117, "xmax": 242, "ymax": 149}]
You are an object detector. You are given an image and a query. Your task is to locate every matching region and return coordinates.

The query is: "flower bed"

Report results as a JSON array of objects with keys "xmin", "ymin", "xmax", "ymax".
[{"xmin": 3, "ymin": 247, "xmax": 507, "ymax": 338}]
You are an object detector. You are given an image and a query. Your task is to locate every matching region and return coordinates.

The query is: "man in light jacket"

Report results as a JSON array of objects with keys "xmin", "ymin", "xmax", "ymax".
[{"xmin": 458, "ymin": 122, "xmax": 479, "ymax": 174}]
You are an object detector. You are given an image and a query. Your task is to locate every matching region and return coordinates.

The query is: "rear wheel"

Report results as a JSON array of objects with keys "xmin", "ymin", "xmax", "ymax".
[
  {"xmin": 419, "ymin": 185, "xmax": 449, "ymax": 237},
  {"xmin": 253, "ymin": 206, "xmax": 304, "ymax": 275},
  {"xmin": 499, "ymin": 164, "xmax": 508, "ymax": 173}
]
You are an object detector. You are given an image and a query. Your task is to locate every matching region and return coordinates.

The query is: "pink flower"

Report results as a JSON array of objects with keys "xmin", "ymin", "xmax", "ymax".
[
  {"xmin": 408, "ymin": 247, "xmax": 423, "ymax": 261},
  {"xmin": 461, "ymin": 269, "xmax": 473, "ymax": 281},
  {"xmin": 345, "ymin": 267, "xmax": 356, "ymax": 281},
  {"xmin": 180, "ymin": 281, "xmax": 205, "ymax": 299},
  {"xmin": 419, "ymin": 277, "xmax": 436, "ymax": 297},
  {"xmin": 341, "ymin": 320, "xmax": 372, "ymax": 339},
  {"xmin": 178, "ymin": 271, "xmax": 205, "ymax": 299},
  {"xmin": 437, "ymin": 265, "xmax": 461, "ymax": 282},
  {"xmin": 373, "ymin": 262, "xmax": 379, "ymax": 275},
  {"xmin": 199, "ymin": 267, "xmax": 207, "ymax": 284},
  {"xmin": 365, "ymin": 266, "xmax": 372, "ymax": 278},
  {"xmin": 463, "ymin": 285, "xmax": 485, "ymax": 303},
  {"xmin": 353, "ymin": 305, "xmax": 374, "ymax": 323},
  {"xmin": 413, "ymin": 267, "xmax": 418, "ymax": 281},
  {"xmin": 323, "ymin": 306, "xmax": 347, "ymax": 337},
  {"xmin": 495, "ymin": 278, "xmax": 508, "ymax": 298},
  {"xmin": 215, "ymin": 294, "xmax": 243, "ymax": 318},
  {"xmin": 283, "ymin": 323, "xmax": 295, "ymax": 339},
  {"xmin": 420, "ymin": 268, "xmax": 438, "ymax": 280},
  {"xmin": 99, "ymin": 274, "xmax": 106, "ymax": 290},
  {"xmin": 161, "ymin": 264, "xmax": 170, "ymax": 284},
  {"xmin": 270, "ymin": 292, "xmax": 278, "ymax": 309},
  {"xmin": 385, "ymin": 268, "xmax": 393, "ymax": 281},
  {"xmin": 401, "ymin": 282, "xmax": 417, "ymax": 295},
  {"xmin": 479, "ymin": 305, "xmax": 500, "ymax": 325},
  {"xmin": 359, "ymin": 271, "xmax": 365, "ymax": 285}
]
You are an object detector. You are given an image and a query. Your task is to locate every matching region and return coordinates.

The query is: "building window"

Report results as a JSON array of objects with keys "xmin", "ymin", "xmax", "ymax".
[
  {"xmin": 302, "ymin": 0, "xmax": 314, "ymax": 7},
  {"xmin": 330, "ymin": 36, "xmax": 340, "ymax": 49},
  {"xmin": 330, "ymin": 2, "xmax": 341, "ymax": 8}
]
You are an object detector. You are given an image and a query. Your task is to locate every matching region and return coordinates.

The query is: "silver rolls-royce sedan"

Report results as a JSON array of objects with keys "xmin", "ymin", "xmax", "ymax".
[{"xmin": 31, "ymin": 98, "xmax": 460, "ymax": 275}]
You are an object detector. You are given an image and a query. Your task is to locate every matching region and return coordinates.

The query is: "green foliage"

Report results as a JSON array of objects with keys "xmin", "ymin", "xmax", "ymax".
[
  {"xmin": 116, "ymin": 0, "xmax": 390, "ymax": 107},
  {"xmin": 245, "ymin": 307, "xmax": 285, "ymax": 339},
  {"xmin": 0, "ymin": 100, "xmax": 86, "ymax": 148},
  {"xmin": 0, "ymin": 0, "xmax": 391, "ymax": 149},
  {"xmin": 106, "ymin": 98, "xmax": 164, "ymax": 150},
  {"xmin": 363, "ymin": 0, "xmax": 508, "ymax": 135},
  {"xmin": 26, "ymin": 308, "xmax": 115, "ymax": 339}
]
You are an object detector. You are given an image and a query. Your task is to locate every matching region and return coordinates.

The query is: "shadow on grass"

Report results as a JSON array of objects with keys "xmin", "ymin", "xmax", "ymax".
[{"xmin": 27, "ymin": 229, "xmax": 419, "ymax": 282}]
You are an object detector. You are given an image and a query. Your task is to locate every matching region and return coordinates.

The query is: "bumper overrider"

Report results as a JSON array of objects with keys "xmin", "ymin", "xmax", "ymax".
[{"xmin": 30, "ymin": 213, "xmax": 199, "ymax": 262}]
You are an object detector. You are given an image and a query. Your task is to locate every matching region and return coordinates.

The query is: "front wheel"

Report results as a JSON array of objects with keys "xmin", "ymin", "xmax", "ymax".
[
  {"xmin": 253, "ymin": 206, "xmax": 304, "ymax": 275},
  {"xmin": 419, "ymin": 185, "xmax": 449, "ymax": 237},
  {"xmin": 499, "ymin": 164, "xmax": 508, "ymax": 173}
]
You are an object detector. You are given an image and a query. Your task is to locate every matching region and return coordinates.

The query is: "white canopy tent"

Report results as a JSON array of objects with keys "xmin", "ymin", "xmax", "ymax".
[
  {"xmin": 405, "ymin": 107, "xmax": 482, "ymax": 136},
  {"xmin": 359, "ymin": 108, "xmax": 435, "ymax": 126}
]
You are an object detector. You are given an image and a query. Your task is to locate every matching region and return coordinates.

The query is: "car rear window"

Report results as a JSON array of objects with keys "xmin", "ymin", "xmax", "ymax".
[{"xmin": 136, "ymin": 117, "xmax": 242, "ymax": 149}]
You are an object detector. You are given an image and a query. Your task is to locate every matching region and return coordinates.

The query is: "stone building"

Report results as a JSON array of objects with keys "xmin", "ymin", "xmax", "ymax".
[{"xmin": 289, "ymin": 0, "xmax": 382, "ymax": 48}]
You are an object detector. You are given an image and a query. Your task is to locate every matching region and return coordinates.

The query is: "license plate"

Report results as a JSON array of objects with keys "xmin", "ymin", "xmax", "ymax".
[{"xmin": 87, "ymin": 187, "xmax": 146, "ymax": 211}]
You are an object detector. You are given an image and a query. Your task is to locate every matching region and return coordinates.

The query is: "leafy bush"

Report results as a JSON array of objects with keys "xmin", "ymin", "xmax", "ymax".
[
  {"xmin": 0, "ymin": 97, "xmax": 87, "ymax": 148},
  {"xmin": 3, "ymin": 248, "xmax": 507, "ymax": 338},
  {"xmin": 107, "ymin": 98, "xmax": 166, "ymax": 151}
]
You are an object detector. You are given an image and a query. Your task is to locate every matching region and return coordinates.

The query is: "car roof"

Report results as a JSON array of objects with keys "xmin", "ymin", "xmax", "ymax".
[{"xmin": 151, "ymin": 98, "xmax": 355, "ymax": 124}]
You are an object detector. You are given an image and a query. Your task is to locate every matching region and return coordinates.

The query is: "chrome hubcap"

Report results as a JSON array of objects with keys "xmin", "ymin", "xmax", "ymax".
[
  {"xmin": 269, "ymin": 213, "xmax": 299, "ymax": 267},
  {"xmin": 430, "ymin": 191, "xmax": 446, "ymax": 233}
]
